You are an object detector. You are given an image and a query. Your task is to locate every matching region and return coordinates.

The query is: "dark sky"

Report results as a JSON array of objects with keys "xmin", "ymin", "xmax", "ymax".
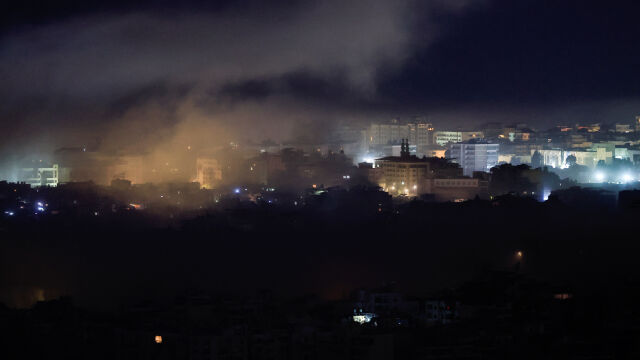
[{"xmin": 1, "ymin": 0, "xmax": 640, "ymax": 161}]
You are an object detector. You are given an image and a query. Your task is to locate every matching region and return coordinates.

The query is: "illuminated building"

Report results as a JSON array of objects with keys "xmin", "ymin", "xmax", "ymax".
[
  {"xmin": 434, "ymin": 131, "xmax": 484, "ymax": 146},
  {"xmin": 374, "ymin": 139, "xmax": 431, "ymax": 196},
  {"xmin": 19, "ymin": 164, "xmax": 69, "ymax": 187},
  {"xmin": 195, "ymin": 158, "xmax": 222, "ymax": 189},
  {"xmin": 447, "ymin": 140, "xmax": 499, "ymax": 176},
  {"xmin": 434, "ymin": 131, "xmax": 462, "ymax": 146},
  {"xmin": 533, "ymin": 147, "xmax": 616, "ymax": 169}
]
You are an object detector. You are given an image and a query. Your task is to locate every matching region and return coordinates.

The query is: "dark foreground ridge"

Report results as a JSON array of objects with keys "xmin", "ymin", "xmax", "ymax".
[{"xmin": 3, "ymin": 182, "xmax": 640, "ymax": 358}]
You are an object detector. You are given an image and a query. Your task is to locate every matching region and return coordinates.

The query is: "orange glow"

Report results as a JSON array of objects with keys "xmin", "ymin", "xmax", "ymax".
[{"xmin": 155, "ymin": 335, "xmax": 163, "ymax": 344}]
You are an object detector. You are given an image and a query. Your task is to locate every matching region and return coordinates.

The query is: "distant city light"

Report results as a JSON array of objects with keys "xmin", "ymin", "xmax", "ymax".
[
  {"xmin": 516, "ymin": 251, "xmax": 523, "ymax": 258},
  {"xmin": 621, "ymin": 173, "xmax": 633, "ymax": 183},
  {"xmin": 353, "ymin": 313, "xmax": 375, "ymax": 324},
  {"xmin": 4, "ymin": 211, "xmax": 14, "ymax": 216},
  {"xmin": 594, "ymin": 171, "xmax": 605, "ymax": 182},
  {"xmin": 234, "ymin": 188, "xmax": 241, "ymax": 194},
  {"xmin": 155, "ymin": 335, "xmax": 163, "ymax": 344}
]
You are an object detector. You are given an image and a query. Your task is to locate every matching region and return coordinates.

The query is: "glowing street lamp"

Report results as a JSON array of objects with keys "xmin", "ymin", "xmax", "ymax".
[{"xmin": 155, "ymin": 335, "xmax": 163, "ymax": 344}]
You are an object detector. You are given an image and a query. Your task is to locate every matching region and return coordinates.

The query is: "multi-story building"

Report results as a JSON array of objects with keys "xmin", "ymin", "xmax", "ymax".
[
  {"xmin": 368, "ymin": 118, "xmax": 433, "ymax": 147},
  {"xmin": 368, "ymin": 119, "xmax": 410, "ymax": 146},
  {"xmin": 373, "ymin": 140, "xmax": 431, "ymax": 196},
  {"xmin": 423, "ymin": 177, "xmax": 489, "ymax": 202},
  {"xmin": 331, "ymin": 125, "xmax": 368, "ymax": 156},
  {"xmin": 434, "ymin": 131, "xmax": 483, "ymax": 146},
  {"xmin": 533, "ymin": 147, "xmax": 614, "ymax": 168},
  {"xmin": 447, "ymin": 140, "xmax": 499, "ymax": 176},
  {"xmin": 19, "ymin": 164, "xmax": 69, "ymax": 187},
  {"xmin": 408, "ymin": 121, "xmax": 434, "ymax": 147},
  {"xmin": 435, "ymin": 131, "xmax": 462, "ymax": 146}
]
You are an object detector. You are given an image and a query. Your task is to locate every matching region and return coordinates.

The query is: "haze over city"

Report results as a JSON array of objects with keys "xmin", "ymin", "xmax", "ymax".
[{"xmin": 2, "ymin": 1, "xmax": 640, "ymax": 359}]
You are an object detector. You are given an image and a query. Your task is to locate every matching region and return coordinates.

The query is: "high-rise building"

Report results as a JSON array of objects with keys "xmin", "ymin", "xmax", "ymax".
[
  {"xmin": 408, "ymin": 121, "xmax": 434, "ymax": 147},
  {"xmin": 447, "ymin": 140, "xmax": 499, "ymax": 176},
  {"xmin": 368, "ymin": 119, "xmax": 410, "ymax": 146}
]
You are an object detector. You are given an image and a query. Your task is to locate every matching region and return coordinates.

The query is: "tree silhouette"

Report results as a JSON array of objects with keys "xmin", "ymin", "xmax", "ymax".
[{"xmin": 531, "ymin": 151, "xmax": 543, "ymax": 168}]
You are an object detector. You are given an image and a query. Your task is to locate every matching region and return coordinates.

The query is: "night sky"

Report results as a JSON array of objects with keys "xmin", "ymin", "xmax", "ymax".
[{"xmin": 2, "ymin": 0, "xmax": 640, "ymax": 161}]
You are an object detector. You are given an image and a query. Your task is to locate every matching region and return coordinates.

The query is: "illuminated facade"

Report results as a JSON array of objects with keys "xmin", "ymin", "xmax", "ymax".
[
  {"xmin": 434, "ymin": 131, "xmax": 483, "ymax": 146},
  {"xmin": 195, "ymin": 158, "xmax": 222, "ymax": 189},
  {"xmin": 434, "ymin": 131, "xmax": 462, "ymax": 146},
  {"xmin": 374, "ymin": 140, "xmax": 430, "ymax": 196},
  {"xmin": 448, "ymin": 140, "xmax": 499, "ymax": 176},
  {"xmin": 19, "ymin": 164, "xmax": 69, "ymax": 187}
]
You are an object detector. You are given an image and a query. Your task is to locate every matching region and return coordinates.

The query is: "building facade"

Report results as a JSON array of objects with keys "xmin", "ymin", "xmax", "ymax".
[
  {"xmin": 195, "ymin": 158, "xmax": 222, "ymax": 189},
  {"xmin": 447, "ymin": 140, "xmax": 499, "ymax": 176}
]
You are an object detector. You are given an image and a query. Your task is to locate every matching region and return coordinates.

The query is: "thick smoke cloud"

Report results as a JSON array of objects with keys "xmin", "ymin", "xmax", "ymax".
[
  {"xmin": 0, "ymin": 0, "xmax": 440, "ymax": 177},
  {"xmin": 2, "ymin": 0, "xmax": 639, "ymax": 181}
]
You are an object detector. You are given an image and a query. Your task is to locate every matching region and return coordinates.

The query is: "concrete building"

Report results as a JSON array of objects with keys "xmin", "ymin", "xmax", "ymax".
[
  {"xmin": 374, "ymin": 139, "xmax": 431, "ymax": 196},
  {"xmin": 447, "ymin": 140, "xmax": 499, "ymax": 176},
  {"xmin": 368, "ymin": 119, "xmax": 410, "ymax": 146},
  {"xmin": 423, "ymin": 177, "xmax": 489, "ymax": 202},
  {"xmin": 19, "ymin": 164, "xmax": 69, "ymax": 187},
  {"xmin": 435, "ymin": 131, "xmax": 462, "ymax": 146},
  {"xmin": 408, "ymin": 121, "xmax": 434, "ymax": 147},
  {"xmin": 434, "ymin": 131, "xmax": 483, "ymax": 146}
]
